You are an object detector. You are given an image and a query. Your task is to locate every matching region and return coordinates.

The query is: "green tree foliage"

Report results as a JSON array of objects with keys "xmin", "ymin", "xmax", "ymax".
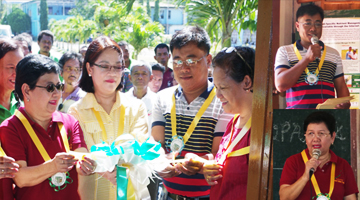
[
  {"xmin": 153, "ymin": 0, "xmax": 159, "ymax": 22},
  {"xmin": 177, "ymin": 0, "xmax": 258, "ymax": 49},
  {"xmin": 7, "ymin": 8, "xmax": 31, "ymax": 34},
  {"xmin": 68, "ymin": 0, "xmax": 96, "ymax": 20},
  {"xmin": 146, "ymin": 0, "xmax": 151, "ymax": 17},
  {"xmin": 1, "ymin": 13, "xmax": 7, "ymax": 24},
  {"xmin": 39, "ymin": 0, "xmax": 48, "ymax": 30}
]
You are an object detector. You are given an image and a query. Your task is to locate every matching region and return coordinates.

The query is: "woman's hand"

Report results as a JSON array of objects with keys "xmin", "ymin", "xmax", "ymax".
[
  {"xmin": 51, "ymin": 152, "xmax": 78, "ymax": 173},
  {"xmin": 203, "ymin": 163, "xmax": 222, "ymax": 186},
  {"xmin": 98, "ymin": 169, "xmax": 117, "ymax": 185},
  {"xmin": 0, "ymin": 156, "xmax": 19, "ymax": 179},
  {"xmin": 302, "ymin": 157, "xmax": 320, "ymax": 180},
  {"xmin": 77, "ymin": 157, "xmax": 97, "ymax": 176}
]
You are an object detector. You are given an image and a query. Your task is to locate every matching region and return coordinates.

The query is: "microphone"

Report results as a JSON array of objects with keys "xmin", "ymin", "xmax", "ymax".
[
  {"xmin": 309, "ymin": 149, "xmax": 321, "ymax": 178},
  {"xmin": 311, "ymin": 35, "xmax": 320, "ymax": 64}
]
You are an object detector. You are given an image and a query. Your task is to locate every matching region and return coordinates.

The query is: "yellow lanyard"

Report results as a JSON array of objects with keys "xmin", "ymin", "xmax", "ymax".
[
  {"xmin": 0, "ymin": 146, "xmax": 6, "ymax": 156},
  {"xmin": 15, "ymin": 110, "xmax": 70, "ymax": 162},
  {"xmin": 217, "ymin": 116, "xmax": 251, "ymax": 165},
  {"xmin": 301, "ymin": 150, "xmax": 335, "ymax": 198},
  {"xmin": 92, "ymin": 105, "xmax": 125, "ymax": 143},
  {"xmin": 293, "ymin": 42, "xmax": 327, "ymax": 76},
  {"xmin": 171, "ymin": 87, "xmax": 216, "ymax": 145}
]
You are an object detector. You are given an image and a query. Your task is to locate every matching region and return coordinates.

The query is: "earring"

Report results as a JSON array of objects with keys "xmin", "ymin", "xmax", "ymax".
[
  {"xmin": 89, "ymin": 74, "xmax": 92, "ymax": 77},
  {"xmin": 27, "ymin": 98, "xmax": 30, "ymax": 102}
]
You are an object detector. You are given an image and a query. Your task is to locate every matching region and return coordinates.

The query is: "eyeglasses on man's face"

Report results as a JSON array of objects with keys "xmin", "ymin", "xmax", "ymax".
[
  {"xmin": 173, "ymin": 57, "xmax": 204, "ymax": 68},
  {"xmin": 64, "ymin": 66, "xmax": 81, "ymax": 73},
  {"xmin": 298, "ymin": 21, "xmax": 323, "ymax": 29}
]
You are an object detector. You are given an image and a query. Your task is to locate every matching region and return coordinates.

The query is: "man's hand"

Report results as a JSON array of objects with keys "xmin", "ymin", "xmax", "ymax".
[
  {"xmin": 156, "ymin": 151, "xmax": 182, "ymax": 178},
  {"xmin": 305, "ymin": 44, "xmax": 322, "ymax": 63},
  {"xmin": 335, "ymin": 102, "xmax": 350, "ymax": 109},
  {"xmin": 175, "ymin": 153, "xmax": 204, "ymax": 176}
]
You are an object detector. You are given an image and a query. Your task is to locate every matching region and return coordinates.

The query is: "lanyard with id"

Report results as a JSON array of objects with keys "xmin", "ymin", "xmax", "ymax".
[
  {"xmin": 293, "ymin": 42, "xmax": 327, "ymax": 85},
  {"xmin": 15, "ymin": 110, "xmax": 73, "ymax": 191}
]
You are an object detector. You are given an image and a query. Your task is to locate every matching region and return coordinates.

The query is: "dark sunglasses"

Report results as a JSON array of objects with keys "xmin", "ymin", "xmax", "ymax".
[{"xmin": 35, "ymin": 83, "xmax": 64, "ymax": 93}]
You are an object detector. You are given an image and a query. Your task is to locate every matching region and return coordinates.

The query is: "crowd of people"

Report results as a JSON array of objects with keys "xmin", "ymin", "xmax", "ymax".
[{"xmin": 0, "ymin": 3, "xmax": 358, "ymax": 200}]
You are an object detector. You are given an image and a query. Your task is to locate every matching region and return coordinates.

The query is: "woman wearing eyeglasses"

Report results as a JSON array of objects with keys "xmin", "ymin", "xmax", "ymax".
[
  {"xmin": 279, "ymin": 111, "xmax": 358, "ymax": 200},
  {"xmin": 0, "ymin": 54, "xmax": 96, "ymax": 200},
  {"xmin": 68, "ymin": 36, "xmax": 149, "ymax": 200},
  {"xmin": 200, "ymin": 46, "xmax": 255, "ymax": 200},
  {"xmin": 58, "ymin": 52, "xmax": 86, "ymax": 113}
]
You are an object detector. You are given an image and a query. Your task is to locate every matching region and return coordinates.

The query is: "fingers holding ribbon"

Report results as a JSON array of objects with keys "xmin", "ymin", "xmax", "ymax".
[
  {"xmin": 202, "ymin": 163, "xmax": 222, "ymax": 186},
  {"xmin": 53, "ymin": 152, "xmax": 78, "ymax": 173},
  {"xmin": 0, "ymin": 156, "xmax": 19, "ymax": 179},
  {"xmin": 78, "ymin": 157, "xmax": 97, "ymax": 176}
]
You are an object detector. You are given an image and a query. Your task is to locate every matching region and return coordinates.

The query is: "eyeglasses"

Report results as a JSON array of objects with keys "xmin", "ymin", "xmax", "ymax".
[
  {"xmin": 173, "ymin": 57, "xmax": 204, "ymax": 68},
  {"xmin": 304, "ymin": 132, "xmax": 330, "ymax": 139},
  {"xmin": 93, "ymin": 63, "xmax": 125, "ymax": 73},
  {"xmin": 64, "ymin": 66, "xmax": 81, "ymax": 73},
  {"xmin": 35, "ymin": 83, "xmax": 64, "ymax": 93},
  {"xmin": 299, "ymin": 21, "xmax": 323, "ymax": 28},
  {"xmin": 222, "ymin": 47, "xmax": 253, "ymax": 73}
]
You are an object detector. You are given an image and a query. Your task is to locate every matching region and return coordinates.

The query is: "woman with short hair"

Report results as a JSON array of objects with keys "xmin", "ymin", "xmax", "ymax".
[{"xmin": 0, "ymin": 54, "xmax": 95, "ymax": 200}]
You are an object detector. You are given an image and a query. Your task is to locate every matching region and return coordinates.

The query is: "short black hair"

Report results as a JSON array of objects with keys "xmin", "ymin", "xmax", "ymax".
[
  {"xmin": 58, "ymin": 52, "xmax": 83, "ymax": 71},
  {"xmin": 303, "ymin": 111, "xmax": 336, "ymax": 136},
  {"xmin": 170, "ymin": 26, "xmax": 211, "ymax": 54},
  {"xmin": 15, "ymin": 54, "xmax": 60, "ymax": 101},
  {"xmin": 19, "ymin": 32, "xmax": 32, "ymax": 52},
  {"xmin": 154, "ymin": 43, "xmax": 170, "ymax": 54},
  {"xmin": 151, "ymin": 63, "xmax": 165, "ymax": 74},
  {"xmin": 212, "ymin": 46, "xmax": 255, "ymax": 85},
  {"xmin": 0, "ymin": 39, "xmax": 18, "ymax": 60},
  {"xmin": 37, "ymin": 30, "xmax": 54, "ymax": 43},
  {"xmin": 296, "ymin": 4, "xmax": 324, "ymax": 21}
]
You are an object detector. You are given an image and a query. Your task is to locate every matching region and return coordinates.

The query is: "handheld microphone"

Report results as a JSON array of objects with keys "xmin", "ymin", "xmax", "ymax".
[
  {"xmin": 309, "ymin": 149, "xmax": 321, "ymax": 178},
  {"xmin": 311, "ymin": 35, "xmax": 320, "ymax": 64}
]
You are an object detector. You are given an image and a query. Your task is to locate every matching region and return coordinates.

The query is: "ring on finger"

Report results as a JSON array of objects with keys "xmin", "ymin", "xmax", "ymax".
[{"xmin": 1, "ymin": 169, "xmax": 4, "ymax": 174}]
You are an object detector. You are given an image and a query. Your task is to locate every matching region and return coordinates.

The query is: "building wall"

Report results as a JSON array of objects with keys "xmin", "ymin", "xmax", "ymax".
[
  {"xmin": 21, "ymin": 0, "xmax": 75, "ymax": 37},
  {"xmin": 151, "ymin": 6, "xmax": 185, "ymax": 34}
]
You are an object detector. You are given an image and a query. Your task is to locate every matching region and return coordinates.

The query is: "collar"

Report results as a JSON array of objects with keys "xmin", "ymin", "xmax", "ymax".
[
  {"xmin": 65, "ymin": 87, "xmax": 85, "ymax": 101},
  {"xmin": 78, "ymin": 91, "xmax": 122, "ymax": 111},
  {"xmin": 174, "ymin": 80, "xmax": 214, "ymax": 100},
  {"xmin": 0, "ymin": 92, "xmax": 20, "ymax": 112},
  {"xmin": 305, "ymin": 148, "xmax": 338, "ymax": 164},
  {"xmin": 18, "ymin": 107, "xmax": 64, "ymax": 125},
  {"xmin": 295, "ymin": 39, "xmax": 325, "ymax": 51},
  {"xmin": 38, "ymin": 50, "xmax": 51, "ymax": 57}
]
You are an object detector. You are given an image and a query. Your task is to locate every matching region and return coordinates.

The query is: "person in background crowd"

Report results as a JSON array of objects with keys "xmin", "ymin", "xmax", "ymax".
[
  {"xmin": 79, "ymin": 45, "xmax": 88, "ymax": 58},
  {"xmin": 154, "ymin": 43, "xmax": 173, "ymax": 91},
  {"xmin": 58, "ymin": 52, "xmax": 86, "ymax": 113},
  {"xmin": 0, "ymin": 39, "xmax": 22, "ymax": 194},
  {"xmin": 171, "ymin": 71, "xmax": 178, "ymax": 86},
  {"xmin": 274, "ymin": 4, "xmax": 350, "ymax": 109},
  {"xmin": 68, "ymin": 36, "xmax": 149, "ymax": 200},
  {"xmin": 279, "ymin": 111, "xmax": 358, "ymax": 200},
  {"xmin": 148, "ymin": 63, "xmax": 165, "ymax": 93},
  {"xmin": 0, "ymin": 39, "xmax": 24, "ymax": 123},
  {"xmin": 202, "ymin": 46, "xmax": 255, "ymax": 200},
  {"xmin": 126, "ymin": 60, "xmax": 158, "ymax": 135},
  {"xmin": 0, "ymin": 54, "xmax": 96, "ymax": 200},
  {"xmin": 13, "ymin": 35, "xmax": 30, "ymax": 56},
  {"xmin": 37, "ymin": 30, "xmax": 58, "ymax": 62},
  {"xmin": 19, "ymin": 33, "xmax": 33, "ymax": 53},
  {"xmin": 117, "ymin": 41, "xmax": 133, "ymax": 92},
  {"xmin": 152, "ymin": 26, "xmax": 232, "ymax": 200}
]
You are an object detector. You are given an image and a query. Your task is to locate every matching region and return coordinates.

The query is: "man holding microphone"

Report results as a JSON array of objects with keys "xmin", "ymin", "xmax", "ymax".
[{"xmin": 274, "ymin": 4, "xmax": 350, "ymax": 109}]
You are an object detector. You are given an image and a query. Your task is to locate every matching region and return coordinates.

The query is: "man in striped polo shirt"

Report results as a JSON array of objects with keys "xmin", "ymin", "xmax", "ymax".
[
  {"xmin": 274, "ymin": 4, "xmax": 350, "ymax": 109},
  {"xmin": 152, "ymin": 26, "xmax": 231, "ymax": 200}
]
